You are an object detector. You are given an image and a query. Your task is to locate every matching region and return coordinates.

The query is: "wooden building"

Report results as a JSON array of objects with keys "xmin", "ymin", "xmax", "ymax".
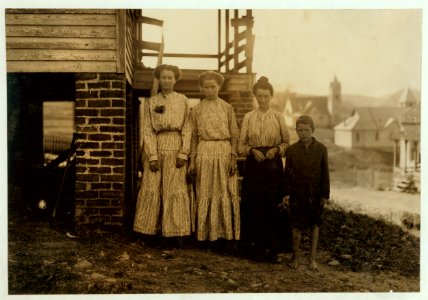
[{"xmin": 6, "ymin": 9, "xmax": 256, "ymax": 227}]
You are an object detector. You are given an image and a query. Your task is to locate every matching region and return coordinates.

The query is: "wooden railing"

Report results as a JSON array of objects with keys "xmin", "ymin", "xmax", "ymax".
[{"xmin": 135, "ymin": 9, "xmax": 254, "ymax": 75}]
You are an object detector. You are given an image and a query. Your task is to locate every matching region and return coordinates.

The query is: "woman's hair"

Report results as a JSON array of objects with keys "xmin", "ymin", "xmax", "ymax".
[
  {"xmin": 154, "ymin": 64, "xmax": 182, "ymax": 80},
  {"xmin": 253, "ymin": 76, "xmax": 274, "ymax": 96},
  {"xmin": 198, "ymin": 70, "xmax": 224, "ymax": 86},
  {"xmin": 296, "ymin": 115, "xmax": 315, "ymax": 132}
]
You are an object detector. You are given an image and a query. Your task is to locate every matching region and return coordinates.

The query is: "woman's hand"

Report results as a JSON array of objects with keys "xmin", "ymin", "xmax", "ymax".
[
  {"xmin": 228, "ymin": 157, "xmax": 237, "ymax": 176},
  {"xmin": 149, "ymin": 160, "xmax": 160, "ymax": 172},
  {"xmin": 188, "ymin": 159, "xmax": 196, "ymax": 177},
  {"xmin": 251, "ymin": 148, "xmax": 265, "ymax": 162},
  {"xmin": 176, "ymin": 157, "xmax": 186, "ymax": 168},
  {"xmin": 266, "ymin": 147, "xmax": 278, "ymax": 159}
]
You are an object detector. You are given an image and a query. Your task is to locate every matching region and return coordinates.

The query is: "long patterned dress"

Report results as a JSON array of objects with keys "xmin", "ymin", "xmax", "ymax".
[
  {"xmin": 134, "ymin": 92, "xmax": 192, "ymax": 237},
  {"xmin": 238, "ymin": 108, "xmax": 290, "ymax": 256},
  {"xmin": 190, "ymin": 98, "xmax": 240, "ymax": 241}
]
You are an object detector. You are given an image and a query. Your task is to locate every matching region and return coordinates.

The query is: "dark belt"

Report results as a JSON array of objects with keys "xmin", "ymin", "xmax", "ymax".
[{"xmin": 156, "ymin": 129, "xmax": 180, "ymax": 134}]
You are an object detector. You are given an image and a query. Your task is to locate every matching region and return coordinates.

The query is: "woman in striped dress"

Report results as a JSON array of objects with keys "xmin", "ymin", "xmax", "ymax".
[
  {"xmin": 238, "ymin": 76, "xmax": 290, "ymax": 262},
  {"xmin": 134, "ymin": 64, "xmax": 192, "ymax": 240},
  {"xmin": 189, "ymin": 71, "xmax": 240, "ymax": 242}
]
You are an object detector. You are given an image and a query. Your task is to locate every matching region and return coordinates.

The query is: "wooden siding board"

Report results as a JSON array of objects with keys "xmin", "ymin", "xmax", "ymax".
[
  {"xmin": 6, "ymin": 25, "xmax": 116, "ymax": 38},
  {"xmin": 116, "ymin": 10, "xmax": 126, "ymax": 74},
  {"xmin": 6, "ymin": 14, "xmax": 116, "ymax": 26},
  {"xmin": 6, "ymin": 37, "xmax": 116, "ymax": 50},
  {"xmin": 7, "ymin": 49, "xmax": 117, "ymax": 61},
  {"xmin": 6, "ymin": 9, "xmax": 116, "ymax": 14},
  {"xmin": 7, "ymin": 61, "xmax": 117, "ymax": 73}
]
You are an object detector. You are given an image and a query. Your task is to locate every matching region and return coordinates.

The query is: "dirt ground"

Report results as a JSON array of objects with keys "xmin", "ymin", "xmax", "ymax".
[{"xmin": 7, "ymin": 202, "xmax": 420, "ymax": 295}]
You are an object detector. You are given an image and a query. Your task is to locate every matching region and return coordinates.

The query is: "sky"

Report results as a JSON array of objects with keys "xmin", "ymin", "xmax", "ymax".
[{"xmin": 142, "ymin": 9, "xmax": 422, "ymax": 97}]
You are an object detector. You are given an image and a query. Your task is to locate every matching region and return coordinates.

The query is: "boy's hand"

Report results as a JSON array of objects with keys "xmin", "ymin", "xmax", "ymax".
[
  {"xmin": 251, "ymin": 148, "xmax": 265, "ymax": 162},
  {"xmin": 266, "ymin": 147, "xmax": 278, "ymax": 159},
  {"xmin": 149, "ymin": 160, "xmax": 160, "ymax": 172},
  {"xmin": 282, "ymin": 195, "xmax": 290, "ymax": 205}
]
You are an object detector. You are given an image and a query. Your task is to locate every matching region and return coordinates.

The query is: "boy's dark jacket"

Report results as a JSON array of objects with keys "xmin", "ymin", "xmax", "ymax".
[{"xmin": 283, "ymin": 137, "xmax": 330, "ymax": 200}]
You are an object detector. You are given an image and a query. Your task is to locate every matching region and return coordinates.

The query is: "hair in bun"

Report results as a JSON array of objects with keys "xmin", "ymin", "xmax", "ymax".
[{"xmin": 253, "ymin": 76, "xmax": 273, "ymax": 96}]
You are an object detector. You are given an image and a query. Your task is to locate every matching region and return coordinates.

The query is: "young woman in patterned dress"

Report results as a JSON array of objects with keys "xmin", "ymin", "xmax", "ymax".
[
  {"xmin": 189, "ymin": 71, "xmax": 240, "ymax": 242},
  {"xmin": 134, "ymin": 64, "xmax": 192, "ymax": 242}
]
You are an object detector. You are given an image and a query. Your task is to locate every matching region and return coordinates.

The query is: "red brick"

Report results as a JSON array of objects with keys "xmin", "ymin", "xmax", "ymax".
[
  {"xmin": 88, "ymin": 82, "xmax": 110, "ymax": 89},
  {"xmin": 76, "ymin": 173, "xmax": 100, "ymax": 182},
  {"xmin": 88, "ymin": 134, "xmax": 111, "ymax": 141},
  {"xmin": 111, "ymin": 81, "xmax": 125, "ymax": 89},
  {"xmin": 112, "ymin": 118, "xmax": 125, "ymax": 125},
  {"xmin": 112, "ymin": 183, "xmax": 124, "ymax": 190},
  {"xmin": 89, "ymin": 166, "xmax": 112, "ymax": 173},
  {"xmin": 76, "ymin": 100, "xmax": 86, "ymax": 107},
  {"xmin": 101, "ymin": 158, "xmax": 124, "ymax": 166},
  {"xmin": 76, "ymin": 166, "xmax": 87, "ymax": 173},
  {"xmin": 91, "ymin": 183, "xmax": 112, "ymax": 190},
  {"xmin": 90, "ymin": 150, "xmax": 112, "ymax": 157},
  {"xmin": 101, "ymin": 142, "xmax": 124, "ymax": 150},
  {"xmin": 88, "ymin": 99, "xmax": 111, "ymax": 107},
  {"xmin": 100, "ymin": 191, "xmax": 123, "ymax": 198},
  {"xmin": 75, "ymin": 108, "xmax": 98, "ymax": 117},
  {"xmin": 89, "ymin": 199, "xmax": 111, "ymax": 206},
  {"xmin": 76, "ymin": 90, "xmax": 98, "ymax": 99},
  {"xmin": 113, "ymin": 167, "xmax": 124, "ymax": 174},
  {"xmin": 88, "ymin": 118, "xmax": 111, "ymax": 125},
  {"xmin": 100, "ymin": 174, "xmax": 123, "ymax": 182},
  {"xmin": 113, "ymin": 135, "xmax": 125, "ymax": 141},
  {"xmin": 76, "ymin": 142, "xmax": 99, "ymax": 149},
  {"xmin": 75, "ymin": 190, "xmax": 98, "ymax": 198},
  {"xmin": 112, "ymin": 99, "xmax": 125, "ymax": 107},
  {"xmin": 75, "ymin": 182, "xmax": 87, "ymax": 190},
  {"xmin": 76, "ymin": 158, "xmax": 99, "ymax": 165},
  {"xmin": 75, "ymin": 83, "xmax": 86, "ymax": 90},
  {"xmin": 113, "ymin": 151, "xmax": 125, "ymax": 157},
  {"xmin": 100, "ymin": 90, "xmax": 124, "ymax": 98},
  {"xmin": 99, "ymin": 207, "xmax": 123, "ymax": 216},
  {"xmin": 75, "ymin": 116, "xmax": 86, "ymax": 125},
  {"xmin": 100, "ymin": 126, "xmax": 124, "ymax": 133},
  {"xmin": 100, "ymin": 109, "xmax": 124, "ymax": 117}
]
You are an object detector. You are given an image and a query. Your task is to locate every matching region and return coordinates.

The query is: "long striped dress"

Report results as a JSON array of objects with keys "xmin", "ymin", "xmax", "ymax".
[
  {"xmin": 190, "ymin": 98, "xmax": 240, "ymax": 241},
  {"xmin": 134, "ymin": 92, "xmax": 193, "ymax": 237}
]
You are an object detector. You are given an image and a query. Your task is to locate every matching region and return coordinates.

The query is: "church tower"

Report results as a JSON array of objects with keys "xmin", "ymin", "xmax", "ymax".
[{"xmin": 328, "ymin": 76, "xmax": 341, "ymax": 125}]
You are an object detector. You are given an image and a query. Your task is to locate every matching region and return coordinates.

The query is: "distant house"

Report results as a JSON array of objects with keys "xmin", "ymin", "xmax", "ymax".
[
  {"xmin": 281, "ymin": 76, "xmax": 341, "ymax": 128},
  {"xmin": 391, "ymin": 105, "xmax": 421, "ymax": 192},
  {"xmin": 334, "ymin": 88, "xmax": 419, "ymax": 149},
  {"xmin": 333, "ymin": 107, "xmax": 403, "ymax": 149}
]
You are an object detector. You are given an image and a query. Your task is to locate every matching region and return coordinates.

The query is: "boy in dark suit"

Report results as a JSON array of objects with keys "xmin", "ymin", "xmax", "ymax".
[{"xmin": 283, "ymin": 115, "xmax": 330, "ymax": 270}]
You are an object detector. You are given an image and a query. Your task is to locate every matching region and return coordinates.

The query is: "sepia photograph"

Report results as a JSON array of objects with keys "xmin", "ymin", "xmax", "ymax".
[{"xmin": 1, "ymin": 1, "xmax": 426, "ymax": 299}]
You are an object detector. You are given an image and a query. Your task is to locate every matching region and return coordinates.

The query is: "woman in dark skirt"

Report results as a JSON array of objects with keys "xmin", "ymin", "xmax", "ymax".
[{"xmin": 238, "ymin": 76, "xmax": 290, "ymax": 262}]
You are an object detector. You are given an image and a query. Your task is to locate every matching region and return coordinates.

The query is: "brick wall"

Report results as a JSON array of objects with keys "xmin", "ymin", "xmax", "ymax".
[
  {"xmin": 74, "ymin": 73, "xmax": 126, "ymax": 226},
  {"xmin": 228, "ymin": 90, "xmax": 254, "ymax": 127}
]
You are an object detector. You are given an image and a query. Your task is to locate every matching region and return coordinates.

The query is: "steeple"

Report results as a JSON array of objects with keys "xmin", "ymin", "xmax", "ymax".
[{"xmin": 328, "ymin": 75, "xmax": 341, "ymax": 125}]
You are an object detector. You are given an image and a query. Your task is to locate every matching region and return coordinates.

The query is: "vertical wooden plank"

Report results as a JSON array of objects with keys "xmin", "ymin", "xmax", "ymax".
[
  {"xmin": 245, "ymin": 9, "xmax": 253, "ymax": 74},
  {"xmin": 116, "ymin": 9, "xmax": 126, "ymax": 73},
  {"xmin": 217, "ymin": 10, "xmax": 221, "ymax": 71},
  {"xmin": 233, "ymin": 10, "xmax": 239, "ymax": 72},
  {"xmin": 225, "ymin": 10, "xmax": 230, "ymax": 72}
]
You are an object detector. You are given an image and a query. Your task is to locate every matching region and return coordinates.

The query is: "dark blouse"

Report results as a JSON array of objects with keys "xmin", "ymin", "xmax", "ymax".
[{"xmin": 283, "ymin": 137, "xmax": 330, "ymax": 200}]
